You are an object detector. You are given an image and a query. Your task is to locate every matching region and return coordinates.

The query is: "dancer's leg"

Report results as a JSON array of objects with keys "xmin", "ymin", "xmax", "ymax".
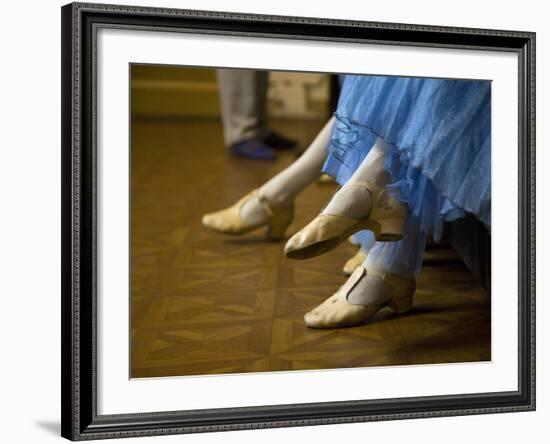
[
  {"xmin": 321, "ymin": 137, "xmax": 390, "ymax": 220},
  {"xmin": 239, "ymin": 116, "xmax": 335, "ymax": 225},
  {"xmin": 347, "ymin": 218, "xmax": 426, "ymax": 305},
  {"xmin": 284, "ymin": 136, "xmax": 408, "ymax": 260},
  {"xmin": 363, "ymin": 219, "xmax": 427, "ymax": 278}
]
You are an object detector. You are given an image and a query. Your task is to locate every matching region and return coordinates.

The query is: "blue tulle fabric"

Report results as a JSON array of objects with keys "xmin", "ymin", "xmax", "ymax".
[{"xmin": 323, "ymin": 75, "xmax": 491, "ymax": 276}]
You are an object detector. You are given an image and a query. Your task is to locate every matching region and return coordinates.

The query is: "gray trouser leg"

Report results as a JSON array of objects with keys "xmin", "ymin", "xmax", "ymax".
[{"xmin": 216, "ymin": 69, "xmax": 268, "ymax": 146}]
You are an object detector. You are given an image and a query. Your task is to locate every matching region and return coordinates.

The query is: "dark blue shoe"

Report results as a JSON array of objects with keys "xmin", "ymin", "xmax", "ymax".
[
  {"xmin": 229, "ymin": 138, "xmax": 277, "ymax": 160},
  {"xmin": 263, "ymin": 131, "xmax": 297, "ymax": 150}
]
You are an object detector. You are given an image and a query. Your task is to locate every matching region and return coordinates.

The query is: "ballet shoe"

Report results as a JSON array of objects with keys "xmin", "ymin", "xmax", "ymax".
[
  {"xmin": 342, "ymin": 249, "xmax": 367, "ymax": 275},
  {"xmin": 284, "ymin": 181, "xmax": 407, "ymax": 260},
  {"xmin": 201, "ymin": 189, "xmax": 293, "ymax": 240},
  {"xmin": 304, "ymin": 267, "xmax": 416, "ymax": 329},
  {"xmin": 318, "ymin": 174, "xmax": 336, "ymax": 184}
]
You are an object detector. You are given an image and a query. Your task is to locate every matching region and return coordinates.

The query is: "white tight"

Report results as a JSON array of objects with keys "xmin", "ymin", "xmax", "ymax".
[
  {"xmin": 240, "ymin": 116, "xmax": 335, "ymax": 224},
  {"xmin": 321, "ymin": 138, "xmax": 390, "ymax": 220}
]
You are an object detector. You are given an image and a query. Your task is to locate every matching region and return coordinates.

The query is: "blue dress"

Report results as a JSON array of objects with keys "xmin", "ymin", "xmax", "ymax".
[{"xmin": 323, "ymin": 75, "xmax": 491, "ymax": 276}]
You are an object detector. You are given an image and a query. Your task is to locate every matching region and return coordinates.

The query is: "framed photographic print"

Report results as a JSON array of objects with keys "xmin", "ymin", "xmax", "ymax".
[{"xmin": 61, "ymin": 2, "xmax": 536, "ymax": 440}]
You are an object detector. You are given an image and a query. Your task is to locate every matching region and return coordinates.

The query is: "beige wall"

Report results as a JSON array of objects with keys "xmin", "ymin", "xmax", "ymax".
[
  {"xmin": 131, "ymin": 65, "xmax": 330, "ymax": 119},
  {"xmin": 267, "ymin": 71, "xmax": 330, "ymax": 119}
]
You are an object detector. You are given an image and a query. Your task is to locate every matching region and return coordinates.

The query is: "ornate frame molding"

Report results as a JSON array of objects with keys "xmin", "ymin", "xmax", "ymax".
[{"xmin": 61, "ymin": 2, "xmax": 535, "ymax": 440}]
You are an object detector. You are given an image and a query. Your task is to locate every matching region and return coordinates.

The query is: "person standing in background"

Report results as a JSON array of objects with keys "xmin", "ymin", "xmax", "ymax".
[{"xmin": 217, "ymin": 69, "xmax": 297, "ymax": 160}]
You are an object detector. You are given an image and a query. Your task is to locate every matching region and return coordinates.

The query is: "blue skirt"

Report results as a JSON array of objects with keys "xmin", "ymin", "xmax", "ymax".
[
  {"xmin": 323, "ymin": 75, "xmax": 491, "ymax": 276},
  {"xmin": 323, "ymin": 74, "xmax": 491, "ymax": 243}
]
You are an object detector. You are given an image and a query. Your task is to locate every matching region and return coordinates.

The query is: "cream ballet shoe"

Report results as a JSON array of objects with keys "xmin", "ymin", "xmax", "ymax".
[
  {"xmin": 285, "ymin": 181, "xmax": 407, "ymax": 260},
  {"xmin": 201, "ymin": 189, "xmax": 293, "ymax": 240},
  {"xmin": 304, "ymin": 266, "xmax": 415, "ymax": 329},
  {"xmin": 318, "ymin": 173, "xmax": 335, "ymax": 184},
  {"xmin": 342, "ymin": 249, "xmax": 367, "ymax": 275}
]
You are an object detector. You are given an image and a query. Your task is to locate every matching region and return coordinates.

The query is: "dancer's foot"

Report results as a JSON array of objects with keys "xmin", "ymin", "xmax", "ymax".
[
  {"xmin": 229, "ymin": 138, "xmax": 277, "ymax": 160},
  {"xmin": 304, "ymin": 266, "xmax": 415, "ymax": 329},
  {"xmin": 284, "ymin": 181, "xmax": 407, "ymax": 260},
  {"xmin": 342, "ymin": 249, "xmax": 367, "ymax": 276},
  {"xmin": 202, "ymin": 189, "xmax": 293, "ymax": 240}
]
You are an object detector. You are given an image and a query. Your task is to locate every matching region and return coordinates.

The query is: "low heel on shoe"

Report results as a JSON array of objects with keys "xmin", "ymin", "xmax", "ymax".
[
  {"xmin": 266, "ymin": 209, "xmax": 293, "ymax": 240},
  {"xmin": 266, "ymin": 221, "xmax": 288, "ymax": 240},
  {"xmin": 388, "ymin": 292, "xmax": 413, "ymax": 314},
  {"xmin": 378, "ymin": 218, "xmax": 406, "ymax": 241}
]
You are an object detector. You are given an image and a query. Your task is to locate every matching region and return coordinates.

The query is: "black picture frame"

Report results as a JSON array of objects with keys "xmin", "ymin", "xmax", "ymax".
[{"xmin": 61, "ymin": 2, "xmax": 536, "ymax": 440}]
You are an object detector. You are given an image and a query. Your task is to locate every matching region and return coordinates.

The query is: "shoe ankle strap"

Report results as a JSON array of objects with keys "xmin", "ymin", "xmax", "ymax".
[
  {"xmin": 367, "ymin": 268, "xmax": 416, "ymax": 290},
  {"xmin": 366, "ymin": 268, "xmax": 387, "ymax": 280},
  {"xmin": 319, "ymin": 180, "xmax": 377, "ymax": 214},
  {"xmin": 256, "ymin": 190, "xmax": 274, "ymax": 217},
  {"xmin": 346, "ymin": 180, "xmax": 379, "ymax": 191}
]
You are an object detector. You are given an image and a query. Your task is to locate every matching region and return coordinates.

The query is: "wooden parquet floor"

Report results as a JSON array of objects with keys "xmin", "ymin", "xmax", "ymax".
[{"xmin": 130, "ymin": 117, "xmax": 491, "ymax": 378}]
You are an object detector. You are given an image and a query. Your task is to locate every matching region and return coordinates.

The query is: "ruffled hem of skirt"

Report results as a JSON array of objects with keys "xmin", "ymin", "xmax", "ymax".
[{"xmin": 322, "ymin": 113, "xmax": 487, "ymax": 242}]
